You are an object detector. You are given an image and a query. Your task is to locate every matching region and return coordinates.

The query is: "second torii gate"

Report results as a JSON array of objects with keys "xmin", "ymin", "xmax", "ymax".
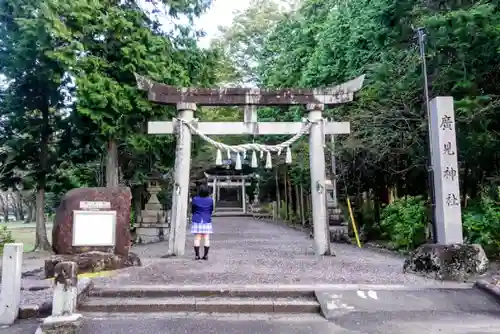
[{"xmin": 136, "ymin": 74, "xmax": 365, "ymax": 256}]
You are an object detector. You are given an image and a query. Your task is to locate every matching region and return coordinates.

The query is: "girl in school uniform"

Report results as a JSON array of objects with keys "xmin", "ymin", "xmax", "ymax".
[{"xmin": 191, "ymin": 184, "xmax": 214, "ymax": 260}]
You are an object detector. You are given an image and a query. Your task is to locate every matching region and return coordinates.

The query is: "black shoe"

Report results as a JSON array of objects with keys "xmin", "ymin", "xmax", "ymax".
[
  {"xmin": 202, "ymin": 246, "xmax": 210, "ymax": 260},
  {"xmin": 195, "ymin": 256, "xmax": 201, "ymax": 260},
  {"xmin": 194, "ymin": 246, "xmax": 200, "ymax": 260}
]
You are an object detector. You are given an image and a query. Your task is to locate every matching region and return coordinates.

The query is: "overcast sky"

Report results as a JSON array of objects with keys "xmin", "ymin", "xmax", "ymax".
[{"xmin": 195, "ymin": 0, "xmax": 251, "ymax": 48}]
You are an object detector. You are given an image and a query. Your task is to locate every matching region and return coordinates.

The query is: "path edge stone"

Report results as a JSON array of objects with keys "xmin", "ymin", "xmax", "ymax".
[
  {"xmin": 18, "ymin": 278, "xmax": 93, "ymax": 320},
  {"xmin": 474, "ymin": 279, "xmax": 500, "ymax": 302}
]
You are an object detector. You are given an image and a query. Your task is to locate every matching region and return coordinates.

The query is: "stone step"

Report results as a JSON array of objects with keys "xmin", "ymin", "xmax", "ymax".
[
  {"xmin": 79, "ymin": 297, "xmax": 320, "ymax": 314},
  {"xmin": 89, "ymin": 285, "xmax": 316, "ymax": 299},
  {"xmin": 141, "ymin": 210, "xmax": 167, "ymax": 215},
  {"xmin": 212, "ymin": 212, "xmax": 251, "ymax": 217},
  {"xmin": 215, "ymin": 207, "xmax": 243, "ymax": 212},
  {"xmin": 137, "ymin": 223, "xmax": 169, "ymax": 228},
  {"xmin": 217, "ymin": 202, "xmax": 241, "ymax": 208}
]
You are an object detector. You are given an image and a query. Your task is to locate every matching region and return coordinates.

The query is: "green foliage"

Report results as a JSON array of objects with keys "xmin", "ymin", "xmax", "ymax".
[
  {"xmin": 0, "ymin": 0, "xmax": 221, "ymax": 250},
  {"xmin": 42, "ymin": 0, "xmax": 219, "ymax": 186},
  {"xmin": 278, "ymin": 200, "xmax": 288, "ymax": 220},
  {"xmin": 130, "ymin": 206, "xmax": 136, "ymax": 228},
  {"xmin": 0, "ymin": 226, "xmax": 14, "ymax": 253},
  {"xmin": 255, "ymin": 0, "xmax": 500, "ymax": 198},
  {"xmin": 379, "ymin": 196, "xmax": 429, "ymax": 251},
  {"xmin": 463, "ymin": 189, "xmax": 500, "ymax": 258}
]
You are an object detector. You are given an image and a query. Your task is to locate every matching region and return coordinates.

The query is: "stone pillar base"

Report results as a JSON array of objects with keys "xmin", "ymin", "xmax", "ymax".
[
  {"xmin": 403, "ymin": 243, "xmax": 489, "ymax": 281},
  {"xmin": 329, "ymin": 225, "xmax": 351, "ymax": 244},
  {"xmin": 38, "ymin": 314, "xmax": 83, "ymax": 334},
  {"xmin": 136, "ymin": 226, "xmax": 169, "ymax": 244},
  {"xmin": 44, "ymin": 252, "xmax": 141, "ymax": 278}
]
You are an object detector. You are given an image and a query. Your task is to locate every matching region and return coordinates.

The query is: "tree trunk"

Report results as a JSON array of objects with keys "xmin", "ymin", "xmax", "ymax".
[
  {"xmin": 8, "ymin": 191, "xmax": 19, "ymax": 221},
  {"xmin": 284, "ymin": 169, "xmax": 288, "ymax": 221},
  {"xmin": 388, "ymin": 187, "xmax": 395, "ymax": 204},
  {"xmin": 294, "ymin": 184, "xmax": 301, "ymax": 225},
  {"xmin": 15, "ymin": 190, "xmax": 24, "ymax": 221},
  {"xmin": 287, "ymin": 171, "xmax": 293, "ymax": 221},
  {"xmin": 34, "ymin": 187, "xmax": 51, "ymax": 251},
  {"xmin": 132, "ymin": 186, "xmax": 143, "ymax": 227},
  {"xmin": 462, "ymin": 163, "xmax": 468, "ymax": 208},
  {"xmin": 25, "ymin": 204, "xmax": 34, "ymax": 223},
  {"xmin": 0, "ymin": 193, "xmax": 8, "ymax": 222},
  {"xmin": 275, "ymin": 168, "xmax": 281, "ymax": 216},
  {"xmin": 34, "ymin": 103, "xmax": 52, "ymax": 251},
  {"xmin": 30, "ymin": 205, "xmax": 36, "ymax": 222},
  {"xmin": 23, "ymin": 192, "xmax": 36, "ymax": 223},
  {"xmin": 299, "ymin": 184, "xmax": 305, "ymax": 227},
  {"xmin": 308, "ymin": 192, "xmax": 313, "ymax": 225},
  {"xmin": 106, "ymin": 138, "xmax": 119, "ymax": 187}
]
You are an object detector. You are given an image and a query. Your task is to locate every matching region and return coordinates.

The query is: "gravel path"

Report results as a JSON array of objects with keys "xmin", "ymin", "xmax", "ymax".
[{"xmin": 94, "ymin": 217, "xmax": 443, "ymax": 286}]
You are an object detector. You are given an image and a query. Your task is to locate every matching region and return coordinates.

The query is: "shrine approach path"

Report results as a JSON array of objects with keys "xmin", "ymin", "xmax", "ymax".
[{"xmin": 94, "ymin": 217, "xmax": 448, "ymax": 286}]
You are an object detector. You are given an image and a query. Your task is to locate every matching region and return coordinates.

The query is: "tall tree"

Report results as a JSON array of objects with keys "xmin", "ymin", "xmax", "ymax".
[
  {"xmin": 214, "ymin": 0, "xmax": 300, "ymax": 85},
  {"xmin": 44, "ymin": 0, "xmax": 220, "ymax": 188},
  {"xmin": 256, "ymin": 0, "xmax": 500, "ymax": 213},
  {"xmin": 0, "ymin": 0, "xmax": 71, "ymax": 250}
]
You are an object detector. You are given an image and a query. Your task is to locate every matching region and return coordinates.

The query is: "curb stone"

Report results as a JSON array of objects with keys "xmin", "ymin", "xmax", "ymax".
[
  {"xmin": 18, "ymin": 278, "xmax": 93, "ymax": 320},
  {"xmin": 474, "ymin": 279, "xmax": 500, "ymax": 302}
]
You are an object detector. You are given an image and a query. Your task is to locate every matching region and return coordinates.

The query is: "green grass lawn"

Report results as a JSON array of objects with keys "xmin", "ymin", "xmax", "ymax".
[{"xmin": 0, "ymin": 221, "xmax": 53, "ymax": 252}]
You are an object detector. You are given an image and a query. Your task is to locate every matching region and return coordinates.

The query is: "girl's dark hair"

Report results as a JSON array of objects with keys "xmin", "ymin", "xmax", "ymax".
[{"xmin": 198, "ymin": 184, "xmax": 210, "ymax": 198}]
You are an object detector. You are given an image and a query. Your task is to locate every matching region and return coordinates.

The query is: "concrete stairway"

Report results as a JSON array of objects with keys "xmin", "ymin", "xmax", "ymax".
[{"xmin": 79, "ymin": 285, "xmax": 321, "ymax": 314}]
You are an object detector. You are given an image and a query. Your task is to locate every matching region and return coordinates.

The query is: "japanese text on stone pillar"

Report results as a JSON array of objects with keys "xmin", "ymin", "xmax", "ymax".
[{"xmin": 430, "ymin": 97, "xmax": 463, "ymax": 244}]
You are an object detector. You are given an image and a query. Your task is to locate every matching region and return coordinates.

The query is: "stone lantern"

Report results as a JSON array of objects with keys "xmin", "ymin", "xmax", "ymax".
[
  {"xmin": 136, "ymin": 173, "xmax": 169, "ymax": 244},
  {"xmin": 145, "ymin": 178, "xmax": 162, "ymax": 212}
]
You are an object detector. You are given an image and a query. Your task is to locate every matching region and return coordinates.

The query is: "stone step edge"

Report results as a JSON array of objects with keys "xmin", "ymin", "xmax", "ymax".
[
  {"xmin": 90, "ymin": 284, "xmax": 318, "ymax": 298},
  {"xmin": 79, "ymin": 297, "xmax": 320, "ymax": 314},
  {"xmin": 88, "ymin": 283, "xmax": 474, "ymax": 298},
  {"xmin": 89, "ymin": 283, "xmax": 474, "ymax": 292}
]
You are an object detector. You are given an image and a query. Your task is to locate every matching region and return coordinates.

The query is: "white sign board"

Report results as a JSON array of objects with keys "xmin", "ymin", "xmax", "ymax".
[
  {"xmin": 429, "ymin": 96, "xmax": 463, "ymax": 244},
  {"xmin": 72, "ymin": 210, "xmax": 116, "ymax": 247},
  {"xmin": 79, "ymin": 201, "xmax": 111, "ymax": 210}
]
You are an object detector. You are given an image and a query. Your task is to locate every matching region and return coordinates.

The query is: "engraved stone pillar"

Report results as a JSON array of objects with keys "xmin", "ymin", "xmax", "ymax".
[
  {"xmin": 307, "ymin": 104, "xmax": 329, "ymax": 255},
  {"xmin": 403, "ymin": 98, "xmax": 488, "ymax": 279},
  {"xmin": 429, "ymin": 97, "xmax": 463, "ymax": 244}
]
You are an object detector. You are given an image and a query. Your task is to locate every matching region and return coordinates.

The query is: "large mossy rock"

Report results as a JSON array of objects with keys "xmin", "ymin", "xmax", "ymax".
[
  {"xmin": 52, "ymin": 187, "xmax": 132, "ymax": 256},
  {"xmin": 403, "ymin": 243, "xmax": 489, "ymax": 281},
  {"xmin": 44, "ymin": 251, "xmax": 141, "ymax": 278}
]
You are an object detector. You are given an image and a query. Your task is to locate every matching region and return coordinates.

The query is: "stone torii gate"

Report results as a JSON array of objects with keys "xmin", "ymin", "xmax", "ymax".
[{"xmin": 136, "ymin": 74, "xmax": 365, "ymax": 256}]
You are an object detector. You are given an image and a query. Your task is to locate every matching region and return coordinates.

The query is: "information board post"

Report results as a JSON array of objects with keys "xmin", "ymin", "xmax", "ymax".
[{"xmin": 72, "ymin": 201, "xmax": 117, "ymax": 248}]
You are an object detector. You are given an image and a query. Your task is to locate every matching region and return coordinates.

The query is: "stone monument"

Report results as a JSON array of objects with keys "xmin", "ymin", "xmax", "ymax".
[
  {"xmin": 404, "ymin": 97, "xmax": 488, "ymax": 280},
  {"xmin": 135, "ymin": 178, "xmax": 169, "ymax": 244},
  {"xmin": 45, "ymin": 187, "xmax": 141, "ymax": 278},
  {"xmin": 326, "ymin": 179, "xmax": 350, "ymax": 243}
]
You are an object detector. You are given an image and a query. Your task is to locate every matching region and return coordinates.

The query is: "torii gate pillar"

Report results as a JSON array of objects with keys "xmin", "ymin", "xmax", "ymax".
[
  {"xmin": 307, "ymin": 104, "xmax": 330, "ymax": 255},
  {"xmin": 169, "ymin": 102, "xmax": 195, "ymax": 256}
]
